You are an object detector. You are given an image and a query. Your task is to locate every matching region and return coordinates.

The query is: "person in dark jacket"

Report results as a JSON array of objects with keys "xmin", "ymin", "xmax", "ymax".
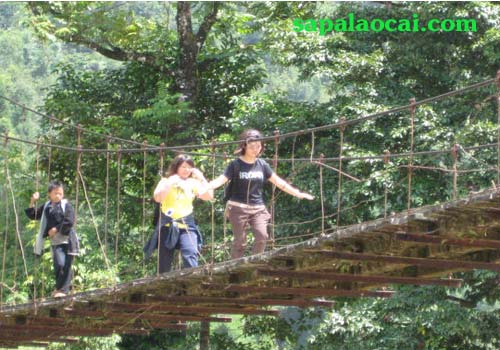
[{"xmin": 25, "ymin": 181, "xmax": 78, "ymax": 298}]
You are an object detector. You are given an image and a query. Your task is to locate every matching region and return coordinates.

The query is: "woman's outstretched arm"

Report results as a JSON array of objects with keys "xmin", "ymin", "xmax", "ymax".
[
  {"xmin": 207, "ymin": 174, "xmax": 229, "ymax": 191},
  {"xmin": 268, "ymin": 174, "xmax": 314, "ymax": 200}
]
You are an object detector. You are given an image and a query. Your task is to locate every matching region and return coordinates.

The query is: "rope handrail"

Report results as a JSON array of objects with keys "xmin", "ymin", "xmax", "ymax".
[
  {"xmin": 0, "ymin": 76, "xmax": 496, "ymax": 152},
  {"xmin": 2, "ymin": 130, "xmax": 500, "ymax": 163},
  {"xmin": 0, "ymin": 95, "xmax": 154, "ymax": 150}
]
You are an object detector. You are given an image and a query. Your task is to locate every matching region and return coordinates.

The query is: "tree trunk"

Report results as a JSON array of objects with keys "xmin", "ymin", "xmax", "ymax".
[{"xmin": 176, "ymin": 1, "xmax": 199, "ymax": 105}]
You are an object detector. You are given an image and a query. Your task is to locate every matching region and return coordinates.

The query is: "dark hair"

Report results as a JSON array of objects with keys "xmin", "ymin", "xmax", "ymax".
[
  {"xmin": 48, "ymin": 180, "xmax": 64, "ymax": 193},
  {"xmin": 167, "ymin": 154, "xmax": 195, "ymax": 176},
  {"xmin": 236, "ymin": 129, "xmax": 264, "ymax": 155}
]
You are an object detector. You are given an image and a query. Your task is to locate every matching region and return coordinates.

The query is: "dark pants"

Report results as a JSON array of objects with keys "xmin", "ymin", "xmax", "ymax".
[
  {"xmin": 159, "ymin": 228, "xmax": 199, "ymax": 273},
  {"xmin": 51, "ymin": 244, "xmax": 73, "ymax": 293}
]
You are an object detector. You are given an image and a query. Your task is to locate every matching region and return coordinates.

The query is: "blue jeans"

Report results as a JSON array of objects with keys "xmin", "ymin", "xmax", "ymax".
[
  {"xmin": 159, "ymin": 228, "xmax": 199, "ymax": 273},
  {"xmin": 51, "ymin": 244, "xmax": 73, "ymax": 293}
]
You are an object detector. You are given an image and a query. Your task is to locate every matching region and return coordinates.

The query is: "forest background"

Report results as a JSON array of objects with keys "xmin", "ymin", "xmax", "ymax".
[{"xmin": 0, "ymin": 1, "xmax": 499, "ymax": 349}]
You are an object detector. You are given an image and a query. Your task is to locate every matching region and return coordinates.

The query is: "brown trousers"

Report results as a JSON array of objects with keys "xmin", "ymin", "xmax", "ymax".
[{"xmin": 226, "ymin": 203, "xmax": 271, "ymax": 259}]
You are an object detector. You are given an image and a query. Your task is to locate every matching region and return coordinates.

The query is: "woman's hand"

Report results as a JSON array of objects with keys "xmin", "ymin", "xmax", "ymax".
[
  {"xmin": 190, "ymin": 168, "xmax": 206, "ymax": 182},
  {"xmin": 298, "ymin": 192, "xmax": 315, "ymax": 200}
]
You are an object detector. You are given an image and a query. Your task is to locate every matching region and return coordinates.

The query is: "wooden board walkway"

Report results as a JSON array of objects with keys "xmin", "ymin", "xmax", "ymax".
[{"xmin": 1, "ymin": 188, "xmax": 499, "ymax": 348}]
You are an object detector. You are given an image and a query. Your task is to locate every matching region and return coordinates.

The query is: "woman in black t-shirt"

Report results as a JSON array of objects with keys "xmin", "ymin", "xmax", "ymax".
[{"xmin": 208, "ymin": 129, "xmax": 314, "ymax": 259}]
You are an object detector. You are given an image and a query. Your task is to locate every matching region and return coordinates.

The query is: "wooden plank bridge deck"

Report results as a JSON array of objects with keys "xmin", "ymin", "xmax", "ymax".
[{"xmin": 1, "ymin": 188, "xmax": 499, "ymax": 347}]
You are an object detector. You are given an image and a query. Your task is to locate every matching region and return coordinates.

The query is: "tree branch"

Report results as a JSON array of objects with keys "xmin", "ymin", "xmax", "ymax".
[
  {"xmin": 196, "ymin": 2, "xmax": 220, "ymax": 50},
  {"xmin": 72, "ymin": 35, "xmax": 155, "ymax": 64},
  {"xmin": 446, "ymin": 295, "xmax": 476, "ymax": 308}
]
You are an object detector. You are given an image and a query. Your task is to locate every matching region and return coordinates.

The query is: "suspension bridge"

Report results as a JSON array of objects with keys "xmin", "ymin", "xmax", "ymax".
[{"xmin": 0, "ymin": 72, "xmax": 499, "ymax": 348}]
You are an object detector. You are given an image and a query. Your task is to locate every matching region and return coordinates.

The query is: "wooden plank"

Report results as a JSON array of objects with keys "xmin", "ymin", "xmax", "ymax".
[
  {"xmin": 106, "ymin": 302, "xmax": 279, "ymax": 316},
  {"xmin": 145, "ymin": 295, "xmax": 335, "ymax": 308},
  {"xmin": 0, "ymin": 324, "xmax": 149, "ymax": 336},
  {"xmin": 308, "ymin": 251, "xmax": 500, "ymax": 271},
  {"xmin": 65, "ymin": 309, "xmax": 232, "ymax": 322},
  {"xmin": 203, "ymin": 283, "xmax": 394, "ymax": 298},
  {"xmin": 258, "ymin": 269, "xmax": 462, "ymax": 287},
  {"xmin": 395, "ymin": 233, "xmax": 500, "ymax": 249}
]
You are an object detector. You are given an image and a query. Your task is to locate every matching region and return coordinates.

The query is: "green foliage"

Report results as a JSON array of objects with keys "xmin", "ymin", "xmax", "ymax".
[
  {"xmin": 48, "ymin": 335, "xmax": 121, "ymax": 350},
  {"xmin": 1, "ymin": 2, "xmax": 500, "ymax": 349}
]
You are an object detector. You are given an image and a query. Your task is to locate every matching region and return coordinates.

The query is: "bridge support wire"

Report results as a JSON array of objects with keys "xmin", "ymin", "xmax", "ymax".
[
  {"xmin": 156, "ymin": 145, "xmax": 165, "ymax": 276},
  {"xmin": 383, "ymin": 150, "xmax": 390, "ymax": 218},
  {"xmin": 270, "ymin": 130, "xmax": 280, "ymax": 249},
  {"xmin": 33, "ymin": 141, "xmax": 41, "ymax": 307},
  {"xmin": 77, "ymin": 164, "xmax": 111, "ymax": 271},
  {"xmin": 4, "ymin": 136, "xmax": 29, "ymax": 280},
  {"xmin": 104, "ymin": 138, "xmax": 111, "ymax": 255},
  {"xmin": 142, "ymin": 141, "xmax": 148, "ymax": 276},
  {"xmin": 337, "ymin": 117, "xmax": 346, "ymax": 229},
  {"xmin": 496, "ymin": 69, "xmax": 500, "ymax": 188},
  {"xmin": 115, "ymin": 146, "xmax": 122, "ymax": 267},
  {"xmin": 452, "ymin": 144, "xmax": 459, "ymax": 200},
  {"xmin": 210, "ymin": 141, "xmax": 216, "ymax": 268},
  {"xmin": 1, "ymin": 186, "xmax": 8, "ymax": 307},
  {"xmin": 407, "ymin": 98, "xmax": 416, "ymax": 211},
  {"xmin": 319, "ymin": 153, "xmax": 325, "ymax": 234},
  {"xmin": 74, "ymin": 126, "xmax": 82, "ymax": 226}
]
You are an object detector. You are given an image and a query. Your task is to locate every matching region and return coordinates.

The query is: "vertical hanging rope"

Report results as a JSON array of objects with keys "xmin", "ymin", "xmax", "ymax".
[
  {"xmin": 74, "ymin": 125, "xmax": 82, "ymax": 225},
  {"xmin": 42, "ymin": 133, "xmax": 52, "ymax": 300},
  {"xmin": 407, "ymin": 98, "xmax": 416, "ymax": 211},
  {"xmin": 142, "ymin": 141, "xmax": 148, "ymax": 275},
  {"xmin": 319, "ymin": 153, "xmax": 325, "ymax": 235},
  {"xmin": 33, "ymin": 141, "xmax": 41, "ymax": 305},
  {"xmin": 496, "ymin": 70, "xmax": 500, "ymax": 188},
  {"xmin": 4, "ymin": 135, "xmax": 29, "ymax": 279},
  {"xmin": 222, "ymin": 151, "xmax": 228, "ymax": 258},
  {"xmin": 157, "ymin": 144, "xmax": 165, "ymax": 276},
  {"xmin": 310, "ymin": 132, "xmax": 315, "ymax": 162},
  {"xmin": 47, "ymin": 118, "xmax": 54, "ymax": 182},
  {"xmin": 270, "ymin": 130, "xmax": 280, "ymax": 250},
  {"xmin": 72, "ymin": 144, "xmax": 82, "ymax": 299},
  {"xmin": 77, "ymin": 165, "xmax": 111, "ymax": 271},
  {"xmin": 291, "ymin": 136, "xmax": 297, "ymax": 173},
  {"xmin": 336, "ymin": 117, "xmax": 346, "ymax": 229},
  {"xmin": 383, "ymin": 150, "xmax": 390, "ymax": 219},
  {"xmin": 115, "ymin": 146, "xmax": 122, "ymax": 266},
  {"xmin": 104, "ymin": 138, "xmax": 110, "ymax": 253},
  {"xmin": 35, "ymin": 141, "xmax": 41, "ymax": 197},
  {"xmin": 210, "ymin": 141, "xmax": 216, "ymax": 267},
  {"xmin": 452, "ymin": 144, "xmax": 459, "ymax": 200},
  {"xmin": 1, "ymin": 186, "xmax": 8, "ymax": 307},
  {"xmin": 160, "ymin": 143, "xmax": 165, "ymax": 175}
]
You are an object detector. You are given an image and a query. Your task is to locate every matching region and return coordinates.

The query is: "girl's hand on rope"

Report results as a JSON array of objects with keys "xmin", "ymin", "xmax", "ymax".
[
  {"xmin": 190, "ymin": 168, "xmax": 207, "ymax": 182},
  {"xmin": 298, "ymin": 192, "xmax": 315, "ymax": 200},
  {"xmin": 48, "ymin": 227, "xmax": 57, "ymax": 237},
  {"xmin": 30, "ymin": 192, "xmax": 40, "ymax": 206}
]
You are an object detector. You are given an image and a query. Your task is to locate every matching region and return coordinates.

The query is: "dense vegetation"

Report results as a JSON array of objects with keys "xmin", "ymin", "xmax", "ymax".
[{"xmin": 0, "ymin": 2, "xmax": 499, "ymax": 349}]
